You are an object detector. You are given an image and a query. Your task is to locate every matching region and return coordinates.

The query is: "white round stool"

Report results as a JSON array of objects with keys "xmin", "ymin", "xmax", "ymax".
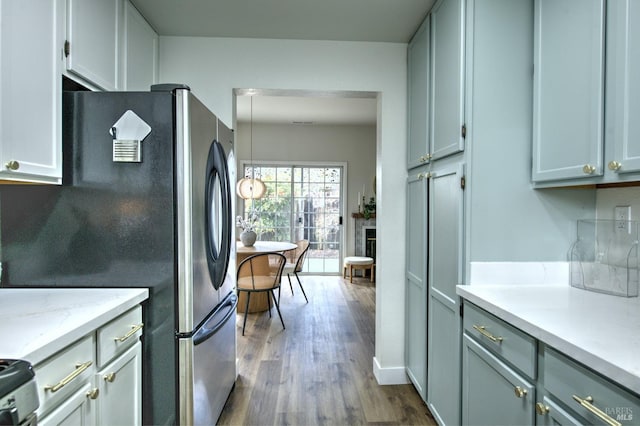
[{"xmin": 343, "ymin": 256, "xmax": 375, "ymax": 283}]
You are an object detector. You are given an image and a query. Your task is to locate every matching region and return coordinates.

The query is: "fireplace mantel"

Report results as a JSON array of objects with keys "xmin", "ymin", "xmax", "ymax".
[{"xmin": 351, "ymin": 213, "xmax": 376, "ymax": 219}]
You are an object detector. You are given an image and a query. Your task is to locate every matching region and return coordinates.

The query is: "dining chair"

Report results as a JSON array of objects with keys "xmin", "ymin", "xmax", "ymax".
[
  {"xmin": 236, "ymin": 252, "xmax": 287, "ymax": 335},
  {"xmin": 282, "ymin": 239, "xmax": 310, "ymax": 303}
]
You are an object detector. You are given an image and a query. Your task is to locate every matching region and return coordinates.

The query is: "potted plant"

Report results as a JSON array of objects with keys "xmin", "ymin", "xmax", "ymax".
[
  {"xmin": 363, "ymin": 197, "xmax": 376, "ymax": 220},
  {"xmin": 236, "ymin": 213, "xmax": 259, "ymax": 247}
]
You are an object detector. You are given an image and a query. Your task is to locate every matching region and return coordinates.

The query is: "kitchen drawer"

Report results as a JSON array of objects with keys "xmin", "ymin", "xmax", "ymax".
[
  {"xmin": 35, "ymin": 333, "xmax": 96, "ymax": 418},
  {"xmin": 97, "ymin": 305, "xmax": 143, "ymax": 367},
  {"xmin": 463, "ymin": 302, "xmax": 536, "ymax": 379},
  {"xmin": 462, "ymin": 335, "xmax": 535, "ymax": 425},
  {"xmin": 544, "ymin": 346, "xmax": 640, "ymax": 425}
]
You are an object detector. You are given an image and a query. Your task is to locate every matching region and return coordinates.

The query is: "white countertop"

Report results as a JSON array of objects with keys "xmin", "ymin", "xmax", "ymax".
[
  {"xmin": 0, "ymin": 288, "xmax": 148, "ymax": 366},
  {"xmin": 457, "ymin": 284, "xmax": 640, "ymax": 395}
]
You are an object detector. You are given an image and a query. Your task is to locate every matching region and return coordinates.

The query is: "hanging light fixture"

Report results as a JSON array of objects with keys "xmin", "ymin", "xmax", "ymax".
[{"xmin": 236, "ymin": 95, "xmax": 266, "ymax": 199}]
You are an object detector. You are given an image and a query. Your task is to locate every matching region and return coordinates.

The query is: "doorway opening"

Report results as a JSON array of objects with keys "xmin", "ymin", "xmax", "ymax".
[{"xmin": 233, "ymin": 88, "xmax": 377, "ymax": 276}]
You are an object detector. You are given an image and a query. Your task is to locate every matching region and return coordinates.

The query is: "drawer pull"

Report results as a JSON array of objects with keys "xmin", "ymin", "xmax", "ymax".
[
  {"xmin": 514, "ymin": 386, "xmax": 528, "ymax": 398},
  {"xmin": 114, "ymin": 323, "xmax": 144, "ymax": 342},
  {"xmin": 86, "ymin": 388, "xmax": 100, "ymax": 400},
  {"xmin": 572, "ymin": 395, "xmax": 621, "ymax": 426},
  {"xmin": 472, "ymin": 325, "xmax": 503, "ymax": 343},
  {"xmin": 535, "ymin": 402, "xmax": 549, "ymax": 415},
  {"xmin": 104, "ymin": 372, "xmax": 117, "ymax": 383},
  {"xmin": 44, "ymin": 360, "xmax": 93, "ymax": 392}
]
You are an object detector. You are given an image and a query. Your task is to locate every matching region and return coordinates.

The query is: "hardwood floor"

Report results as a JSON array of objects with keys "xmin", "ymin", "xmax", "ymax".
[{"xmin": 217, "ymin": 275, "xmax": 436, "ymax": 425}]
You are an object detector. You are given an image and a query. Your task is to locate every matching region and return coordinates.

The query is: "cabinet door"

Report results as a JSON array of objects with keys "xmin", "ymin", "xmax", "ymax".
[
  {"xmin": 462, "ymin": 335, "xmax": 535, "ymax": 426},
  {"xmin": 532, "ymin": 0, "xmax": 605, "ymax": 182},
  {"xmin": 536, "ymin": 395, "xmax": 585, "ymax": 426},
  {"xmin": 97, "ymin": 343, "xmax": 142, "ymax": 426},
  {"xmin": 38, "ymin": 381, "xmax": 97, "ymax": 426},
  {"xmin": 123, "ymin": 1, "xmax": 158, "ymax": 91},
  {"xmin": 407, "ymin": 17, "xmax": 431, "ymax": 170},
  {"xmin": 0, "ymin": 0, "xmax": 63, "ymax": 184},
  {"xmin": 430, "ymin": 0, "xmax": 465, "ymax": 161},
  {"xmin": 405, "ymin": 171, "xmax": 428, "ymax": 401},
  {"xmin": 66, "ymin": 0, "xmax": 122, "ymax": 90},
  {"xmin": 427, "ymin": 163, "xmax": 464, "ymax": 426},
  {"xmin": 606, "ymin": 0, "xmax": 640, "ymax": 175}
]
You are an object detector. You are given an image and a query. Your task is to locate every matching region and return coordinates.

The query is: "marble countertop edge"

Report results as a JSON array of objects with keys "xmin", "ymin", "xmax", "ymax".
[{"xmin": 0, "ymin": 288, "xmax": 149, "ymax": 366}]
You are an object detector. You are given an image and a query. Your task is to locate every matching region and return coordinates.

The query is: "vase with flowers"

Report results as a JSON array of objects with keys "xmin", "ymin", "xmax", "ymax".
[{"xmin": 236, "ymin": 213, "xmax": 258, "ymax": 247}]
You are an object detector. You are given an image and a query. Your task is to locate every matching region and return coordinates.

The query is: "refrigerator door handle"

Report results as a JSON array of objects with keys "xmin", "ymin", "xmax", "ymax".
[{"xmin": 192, "ymin": 293, "xmax": 238, "ymax": 345}]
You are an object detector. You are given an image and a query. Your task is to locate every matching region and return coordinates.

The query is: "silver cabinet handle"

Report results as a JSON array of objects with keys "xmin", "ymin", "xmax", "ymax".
[{"xmin": 583, "ymin": 164, "xmax": 596, "ymax": 174}]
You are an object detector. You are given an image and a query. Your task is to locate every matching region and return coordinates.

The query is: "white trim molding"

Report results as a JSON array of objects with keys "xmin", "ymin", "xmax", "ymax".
[{"xmin": 373, "ymin": 357, "xmax": 409, "ymax": 385}]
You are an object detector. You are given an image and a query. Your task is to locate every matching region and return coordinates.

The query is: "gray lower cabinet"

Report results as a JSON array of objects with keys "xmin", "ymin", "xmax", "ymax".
[
  {"xmin": 462, "ymin": 301, "xmax": 640, "ymax": 426},
  {"xmin": 543, "ymin": 346, "xmax": 640, "ymax": 426},
  {"xmin": 405, "ymin": 170, "xmax": 429, "ymax": 400},
  {"xmin": 462, "ymin": 335, "xmax": 535, "ymax": 426},
  {"xmin": 427, "ymin": 162, "xmax": 465, "ymax": 425}
]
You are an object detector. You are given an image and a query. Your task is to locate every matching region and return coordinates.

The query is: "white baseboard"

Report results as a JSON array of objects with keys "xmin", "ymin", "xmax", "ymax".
[{"xmin": 372, "ymin": 357, "xmax": 409, "ymax": 385}]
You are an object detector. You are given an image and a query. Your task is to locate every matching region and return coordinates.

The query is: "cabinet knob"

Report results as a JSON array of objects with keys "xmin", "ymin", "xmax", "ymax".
[
  {"xmin": 608, "ymin": 160, "xmax": 622, "ymax": 171},
  {"xmin": 104, "ymin": 372, "xmax": 117, "ymax": 383},
  {"xmin": 5, "ymin": 160, "xmax": 19, "ymax": 171},
  {"xmin": 582, "ymin": 164, "xmax": 596, "ymax": 174},
  {"xmin": 86, "ymin": 388, "xmax": 100, "ymax": 400},
  {"xmin": 514, "ymin": 386, "xmax": 528, "ymax": 398},
  {"xmin": 535, "ymin": 402, "xmax": 549, "ymax": 415}
]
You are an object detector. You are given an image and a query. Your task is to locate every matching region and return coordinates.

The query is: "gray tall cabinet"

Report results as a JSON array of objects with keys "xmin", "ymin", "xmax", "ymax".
[{"xmin": 405, "ymin": 0, "xmax": 535, "ymax": 424}]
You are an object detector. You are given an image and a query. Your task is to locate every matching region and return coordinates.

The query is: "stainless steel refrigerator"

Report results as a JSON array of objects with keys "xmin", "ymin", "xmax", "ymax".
[{"xmin": 0, "ymin": 84, "xmax": 237, "ymax": 425}]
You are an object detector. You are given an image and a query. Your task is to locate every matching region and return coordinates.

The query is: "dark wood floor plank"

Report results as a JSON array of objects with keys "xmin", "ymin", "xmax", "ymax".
[{"xmin": 217, "ymin": 275, "xmax": 436, "ymax": 426}]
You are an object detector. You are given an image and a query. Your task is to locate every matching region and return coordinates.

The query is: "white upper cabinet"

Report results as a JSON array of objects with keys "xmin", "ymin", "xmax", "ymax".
[
  {"xmin": 532, "ymin": 0, "xmax": 605, "ymax": 183},
  {"xmin": 123, "ymin": 1, "xmax": 158, "ymax": 91},
  {"xmin": 407, "ymin": 17, "xmax": 431, "ymax": 169},
  {"xmin": 66, "ymin": 0, "xmax": 123, "ymax": 91},
  {"xmin": 0, "ymin": 0, "xmax": 63, "ymax": 184},
  {"xmin": 606, "ymin": 0, "xmax": 640, "ymax": 176},
  {"xmin": 430, "ymin": 0, "xmax": 465, "ymax": 161}
]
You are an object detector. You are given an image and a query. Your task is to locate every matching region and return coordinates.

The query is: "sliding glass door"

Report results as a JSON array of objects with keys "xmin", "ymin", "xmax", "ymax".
[{"xmin": 241, "ymin": 164, "xmax": 343, "ymax": 274}]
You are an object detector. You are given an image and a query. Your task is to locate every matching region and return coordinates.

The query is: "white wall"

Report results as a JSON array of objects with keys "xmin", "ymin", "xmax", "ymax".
[
  {"xmin": 235, "ymin": 122, "xmax": 376, "ymax": 258},
  {"xmin": 159, "ymin": 36, "xmax": 408, "ymax": 382}
]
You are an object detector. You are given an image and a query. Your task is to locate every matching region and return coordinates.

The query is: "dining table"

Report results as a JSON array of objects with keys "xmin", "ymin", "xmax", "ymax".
[{"xmin": 236, "ymin": 240, "xmax": 297, "ymax": 313}]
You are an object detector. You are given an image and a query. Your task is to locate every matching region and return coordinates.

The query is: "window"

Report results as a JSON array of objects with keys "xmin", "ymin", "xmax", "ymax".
[{"xmin": 242, "ymin": 164, "xmax": 344, "ymax": 274}]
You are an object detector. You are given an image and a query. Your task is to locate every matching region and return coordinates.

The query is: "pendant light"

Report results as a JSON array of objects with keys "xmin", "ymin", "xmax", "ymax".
[{"xmin": 236, "ymin": 95, "xmax": 266, "ymax": 199}]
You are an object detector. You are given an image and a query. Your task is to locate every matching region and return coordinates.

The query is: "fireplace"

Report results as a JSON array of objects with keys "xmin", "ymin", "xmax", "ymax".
[
  {"xmin": 354, "ymin": 215, "xmax": 376, "ymax": 258},
  {"xmin": 361, "ymin": 226, "xmax": 376, "ymax": 259}
]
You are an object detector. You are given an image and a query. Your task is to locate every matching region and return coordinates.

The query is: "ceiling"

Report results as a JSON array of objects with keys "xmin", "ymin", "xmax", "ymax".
[
  {"xmin": 129, "ymin": 0, "xmax": 433, "ymax": 43},
  {"xmin": 235, "ymin": 91, "xmax": 378, "ymax": 125},
  {"xmin": 130, "ymin": 0, "xmax": 434, "ymax": 125}
]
